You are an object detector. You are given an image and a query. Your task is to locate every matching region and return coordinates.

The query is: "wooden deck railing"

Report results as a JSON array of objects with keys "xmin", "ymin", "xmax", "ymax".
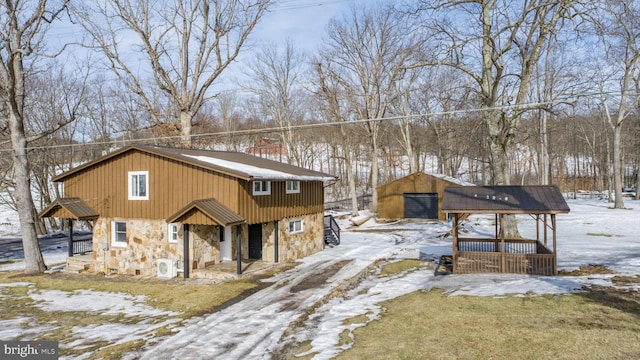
[{"xmin": 454, "ymin": 238, "xmax": 555, "ymax": 275}]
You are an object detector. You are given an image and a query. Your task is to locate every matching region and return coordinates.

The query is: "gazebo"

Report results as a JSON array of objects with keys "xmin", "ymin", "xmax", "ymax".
[{"xmin": 441, "ymin": 185, "xmax": 570, "ymax": 276}]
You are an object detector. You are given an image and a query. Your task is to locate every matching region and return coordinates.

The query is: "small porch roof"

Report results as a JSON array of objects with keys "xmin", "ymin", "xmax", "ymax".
[
  {"xmin": 39, "ymin": 198, "xmax": 99, "ymax": 220},
  {"xmin": 167, "ymin": 198, "xmax": 245, "ymax": 226},
  {"xmin": 442, "ymin": 185, "xmax": 570, "ymax": 215}
]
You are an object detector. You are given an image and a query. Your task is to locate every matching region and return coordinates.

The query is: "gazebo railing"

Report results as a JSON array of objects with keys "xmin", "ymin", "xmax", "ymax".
[{"xmin": 454, "ymin": 238, "xmax": 555, "ymax": 276}]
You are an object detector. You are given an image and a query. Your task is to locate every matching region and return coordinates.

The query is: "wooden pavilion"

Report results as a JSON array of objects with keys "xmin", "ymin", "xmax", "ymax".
[{"xmin": 441, "ymin": 185, "xmax": 570, "ymax": 276}]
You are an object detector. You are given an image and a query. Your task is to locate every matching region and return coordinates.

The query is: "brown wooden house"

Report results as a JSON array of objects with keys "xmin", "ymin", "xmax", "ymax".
[
  {"xmin": 39, "ymin": 145, "xmax": 337, "ymax": 278},
  {"xmin": 377, "ymin": 172, "xmax": 472, "ymax": 220},
  {"xmin": 442, "ymin": 185, "xmax": 570, "ymax": 276}
]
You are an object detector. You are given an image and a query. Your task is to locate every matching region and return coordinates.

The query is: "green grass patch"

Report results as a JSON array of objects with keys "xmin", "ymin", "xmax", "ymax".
[{"xmin": 337, "ymin": 289, "xmax": 640, "ymax": 359}]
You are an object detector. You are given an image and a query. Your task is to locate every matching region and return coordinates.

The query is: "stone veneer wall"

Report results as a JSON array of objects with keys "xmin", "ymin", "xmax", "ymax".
[
  {"xmin": 262, "ymin": 212, "xmax": 324, "ymax": 263},
  {"xmin": 90, "ymin": 212, "xmax": 323, "ymax": 276},
  {"xmin": 92, "ymin": 218, "xmax": 182, "ymax": 277},
  {"xmin": 191, "ymin": 225, "xmax": 221, "ymax": 269}
]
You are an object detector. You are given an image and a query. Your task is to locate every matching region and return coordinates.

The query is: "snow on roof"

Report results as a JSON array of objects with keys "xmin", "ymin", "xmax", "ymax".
[
  {"xmin": 182, "ymin": 154, "xmax": 336, "ymax": 181},
  {"xmin": 427, "ymin": 172, "xmax": 475, "ymax": 186}
]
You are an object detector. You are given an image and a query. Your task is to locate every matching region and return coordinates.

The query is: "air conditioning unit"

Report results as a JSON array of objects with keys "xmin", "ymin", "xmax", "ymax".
[{"xmin": 157, "ymin": 259, "xmax": 177, "ymax": 279}]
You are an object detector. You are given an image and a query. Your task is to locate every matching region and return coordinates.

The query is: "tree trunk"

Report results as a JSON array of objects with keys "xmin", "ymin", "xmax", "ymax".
[
  {"xmin": 612, "ymin": 125, "xmax": 625, "ymax": 208},
  {"xmin": 9, "ymin": 111, "xmax": 46, "ymax": 274},
  {"xmin": 180, "ymin": 110, "xmax": 193, "ymax": 147}
]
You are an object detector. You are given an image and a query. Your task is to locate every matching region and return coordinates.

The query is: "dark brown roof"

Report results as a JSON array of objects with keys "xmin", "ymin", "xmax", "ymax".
[
  {"xmin": 39, "ymin": 197, "xmax": 100, "ymax": 220},
  {"xmin": 442, "ymin": 185, "xmax": 570, "ymax": 214},
  {"xmin": 52, "ymin": 146, "xmax": 338, "ymax": 183},
  {"xmin": 166, "ymin": 198, "xmax": 245, "ymax": 226}
]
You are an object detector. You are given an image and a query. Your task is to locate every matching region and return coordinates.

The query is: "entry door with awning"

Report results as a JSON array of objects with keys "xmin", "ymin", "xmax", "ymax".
[{"xmin": 404, "ymin": 193, "xmax": 438, "ymax": 219}]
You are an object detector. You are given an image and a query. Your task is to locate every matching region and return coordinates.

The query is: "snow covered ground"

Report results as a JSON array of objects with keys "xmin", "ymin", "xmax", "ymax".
[{"xmin": 1, "ymin": 197, "xmax": 639, "ymax": 359}]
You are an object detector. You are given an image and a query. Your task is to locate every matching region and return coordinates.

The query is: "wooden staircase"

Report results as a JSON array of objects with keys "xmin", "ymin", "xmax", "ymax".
[{"xmin": 324, "ymin": 215, "xmax": 341, "ymax": 246}]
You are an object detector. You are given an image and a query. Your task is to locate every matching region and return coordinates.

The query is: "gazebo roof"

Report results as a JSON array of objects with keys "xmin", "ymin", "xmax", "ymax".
[{"xmin": 442, "ymin": 185, "xmax": 570, "ymax": 214}]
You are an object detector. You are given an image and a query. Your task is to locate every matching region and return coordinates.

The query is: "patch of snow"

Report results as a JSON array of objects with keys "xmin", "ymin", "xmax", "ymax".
[{"xmin": 183, "ymin": 154, "xmax": 336, "ymax": 181}]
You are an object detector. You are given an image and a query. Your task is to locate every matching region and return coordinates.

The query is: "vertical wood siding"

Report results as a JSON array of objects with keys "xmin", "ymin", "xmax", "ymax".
[
  {"xmin": 377, "ymin": 172, "xmax": 460, "ymax": 220},
  {"xmin": 62, "ymin": 150, "xmax": 325, "ymax": 224}
]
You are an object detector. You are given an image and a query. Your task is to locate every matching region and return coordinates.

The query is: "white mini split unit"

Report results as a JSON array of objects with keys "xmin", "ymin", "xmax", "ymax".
[{"xmin": 157, "ymin": 259, "xmax": 178, "ymax": 279}]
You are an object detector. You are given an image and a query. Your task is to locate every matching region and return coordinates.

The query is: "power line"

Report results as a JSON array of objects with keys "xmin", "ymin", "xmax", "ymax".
[{"xmin": 0, "ymin": 97, "xmax": 603, "ymax": 156}]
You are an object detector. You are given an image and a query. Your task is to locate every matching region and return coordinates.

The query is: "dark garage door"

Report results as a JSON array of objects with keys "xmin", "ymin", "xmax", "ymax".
[{"xmin": 404, "ymin": 193, "xmax": 438, "ymax": 219}]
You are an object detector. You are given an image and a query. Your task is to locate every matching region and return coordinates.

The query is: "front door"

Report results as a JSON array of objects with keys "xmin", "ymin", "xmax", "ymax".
[
  {"xmin": 248, "ymin": 224, "xmax": 262, "ymax": 260},
  {"xmin": 220, "ymin": 225, "xmax": 232, "ymax": 262}
]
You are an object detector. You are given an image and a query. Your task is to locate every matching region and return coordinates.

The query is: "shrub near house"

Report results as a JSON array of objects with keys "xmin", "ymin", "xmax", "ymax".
[{"xmin": 40, "ymin": 146, "xmax": 338, "ymax": 278}]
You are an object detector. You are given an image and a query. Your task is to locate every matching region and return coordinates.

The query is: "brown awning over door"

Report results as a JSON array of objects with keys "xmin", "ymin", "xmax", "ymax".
[
  {"xmin": 166, "ymin": 198, "xmax": 245, "ymax": 226},
  {"xmin": 39, "ymin": 198, "xmax": 100, "ymax": 220}
]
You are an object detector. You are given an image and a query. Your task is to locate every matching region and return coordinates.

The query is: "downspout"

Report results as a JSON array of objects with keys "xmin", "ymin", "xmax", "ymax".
[{"xmin": 183, "ymin": 224, "xmax": 190, "ymax": 279}]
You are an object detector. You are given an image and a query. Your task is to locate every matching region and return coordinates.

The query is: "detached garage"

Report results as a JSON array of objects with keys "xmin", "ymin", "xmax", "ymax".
[{"xmin": 377, "ymin": 172, "xmax": 471, "ymax": 220}]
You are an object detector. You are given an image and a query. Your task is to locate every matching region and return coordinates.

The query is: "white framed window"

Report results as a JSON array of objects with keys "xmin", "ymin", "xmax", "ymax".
[
  {"xmin": 128, "ymin": 171, "xmax": 149, "ymax": 200},
  {"xmin": 112, "ymin": 221, "xmax": 127, "ymax": 247},
  {"xmin": 289, "ymin": 219, "xmax": 303, "ymax": 234},
  {"xmin": 286, "ymin": 180, "xmax": 300, "ymax": 194},
  {"xmin": 252, "ymin": 181, "xmax": 271, "ymax": 195},
  {"xmin": 168, "ymin": 223, "xmax": 179, "ymax": 243}
]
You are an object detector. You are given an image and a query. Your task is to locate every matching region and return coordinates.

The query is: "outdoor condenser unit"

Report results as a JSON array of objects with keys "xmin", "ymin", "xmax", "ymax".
[{"xmin": 157, "ymin": 259, "xmax": 178, "ymax": 279}]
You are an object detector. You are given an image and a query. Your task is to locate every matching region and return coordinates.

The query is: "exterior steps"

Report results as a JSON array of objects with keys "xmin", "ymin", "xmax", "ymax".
[{"xmin": 64, "ymin": 254, "xmax": 94, "ymax": 274}]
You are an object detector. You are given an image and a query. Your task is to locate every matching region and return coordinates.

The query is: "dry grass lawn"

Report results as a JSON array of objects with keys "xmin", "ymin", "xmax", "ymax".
[
  {"xmin": 0, "ymin": 271, "xmax": 258, "ymax": 359},
  {"xmin": 336, "ymin": 288, "xmax": 640, "ymax": 359}
]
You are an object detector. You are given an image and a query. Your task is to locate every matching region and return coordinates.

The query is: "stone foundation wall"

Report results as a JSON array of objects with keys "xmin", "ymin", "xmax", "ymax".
[
  {"xmin": 89, "ymin": 212, "xmax": 323, "ymax": 277},
  {"xmin": 263, "ymin": 212, "xmax": 324, "ymax": 263},
  {"xmin": 92, "ymin": 218, "xmax": 182, "ymax": 277}
]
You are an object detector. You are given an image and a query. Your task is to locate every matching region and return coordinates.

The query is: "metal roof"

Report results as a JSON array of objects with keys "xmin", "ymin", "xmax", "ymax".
[
  {"xmin": 39, "ymin": 197, "xmax": 100, "ymax": 220},
  {"xmin": 166, "ymin": 198, "xmax": 246, "ymax": 226},
  {"xmin": 442, "ymin": 185, "xmax": 570, "ymax": 214},
  {"xmin": 52, "ymin": 145, "xmax": 338, "ymax": 183}
]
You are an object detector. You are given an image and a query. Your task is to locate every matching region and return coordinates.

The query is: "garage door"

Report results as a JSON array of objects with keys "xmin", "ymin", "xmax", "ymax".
[{"xmin": 404, "ymin": 193, "xmax": 438, "ymax": 219}]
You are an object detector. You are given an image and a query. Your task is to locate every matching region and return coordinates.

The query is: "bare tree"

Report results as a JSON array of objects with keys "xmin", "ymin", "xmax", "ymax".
[
  {"xmin": 74, "ymin": 0, "xmax": 271, "ymax": 146},
  {"xmin": 410, "ymin": 0, "xmax": 576, "ymax": 236},
  {"xmin": 320, "ymin": 3, "xmax": 421, "ymax": 212},
  {"xmin": 593, "ymin": 0, "xmax": 640, "ymax": 209},
  {"xmin": 0, "ymin": 0, "xmax": 70, "ymax": 274},
  {"xmin": 245, "ymin": 41, "xmax": 306, "ymax": 165},
  {"xmin": 315, "ymin": 61, "xmax": 360, "ymax": 215}
]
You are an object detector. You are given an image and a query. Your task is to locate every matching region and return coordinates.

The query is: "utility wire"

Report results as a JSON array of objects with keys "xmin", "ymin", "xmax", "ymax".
[{"xmin": 0, "ymin": 96, "xmax": 606, "ymax": 156}]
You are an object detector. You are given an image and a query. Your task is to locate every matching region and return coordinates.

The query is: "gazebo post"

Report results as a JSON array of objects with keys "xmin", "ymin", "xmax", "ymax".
[
  {"xmin": 500, "ymin": 214, "xmax": 505, "ymax": 273},
  {"xmin": 535, "ymin": 214, "xmax": 540, "ymax": 243},
  {"xmin": 452, "ymin": 214, "xmax": 458, "ymax": 273},
  {"xmin": 552, "ymin": 214, "xmax": 557, "ymax": 275},
  {"xmin": 494, "ymin": 214, "xmax": 499, "ymax": 251},
  {"xmin": 544, "ymin": 214, "xmax": 548, "ymax": 247}
]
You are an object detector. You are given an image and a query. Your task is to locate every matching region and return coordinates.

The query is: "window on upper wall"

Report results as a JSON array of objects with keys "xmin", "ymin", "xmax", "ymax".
[
  {"xmin": 289, "ymin": 219, "xmax": 303, "ymax": 234},
  {"xmin": 252, "ymin": 181, "xmax": 271, "ymax": 195},
  {"xmin": 286, "ymin": 180, "xmax": 300, "ymax": 194},
  {"xmin": 168, "ymin": 223, "xmax": 179, "ymax": 243},
  {"xmin": 128, "ymin": 171, "xmax": 149, "ymax": 200},
  {"xmin": 112, "ymin": 221, "xmax": 127, "ymax": 247}
]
